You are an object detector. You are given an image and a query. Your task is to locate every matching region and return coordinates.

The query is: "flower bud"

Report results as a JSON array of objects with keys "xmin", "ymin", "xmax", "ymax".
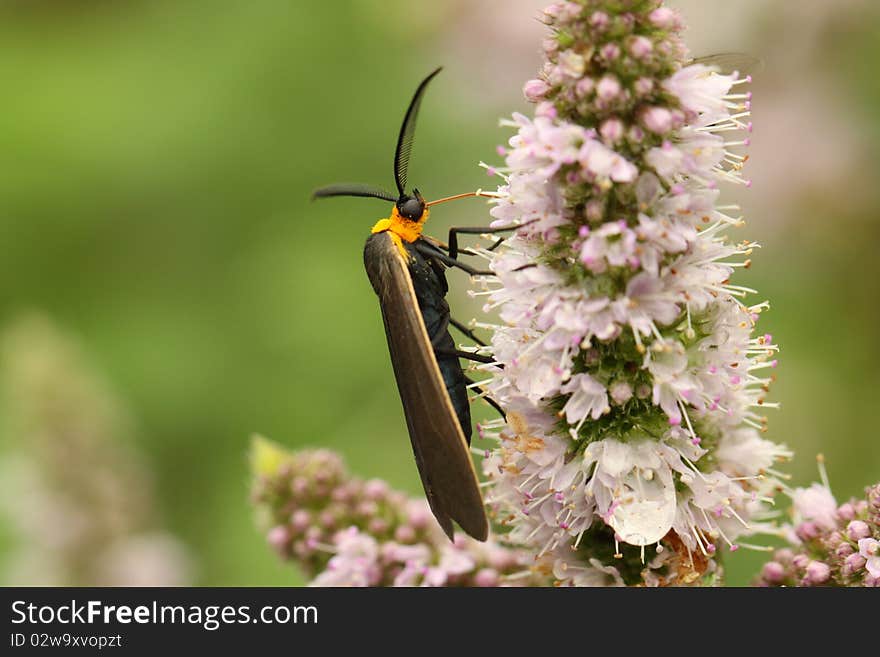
[
  {"xmin": 842, "ymin": 553, "xmax": 867, "ymax": 578},
  {"xmin": 649, "ymin": 7, "xmax": 679, "ymax": 29},
  {"xmin": 609, "ymin": 380, "xmax": 633, "ymax": 405},
  {"xmin": 290, "ymin": 509, "xmax": 312, "ymax": 532},
  {"xmin": 847, "ymin": 520, "xmax": 871, "ymax": 541},
  {"xmin": 596, "ymin": 75, "xmax": 621, "ymax": 101},
  {"xmin": 642, "ymin": 106, "xmax": 674, "ymax": 134},
  {"xmin": 585, "ymin": 199, "xmax": 604, "ymax": 222},
  {"xmin": 629, "ymin": 36, "xmax": 653, "ymax": 60},
  {"xmin": 267, "ymin": 526, "xmax": 290, "ymax": 551},
  {"xmin": 795, "ymin": 522, "xmax": 820, "ymax": 542},
  {"xmin": 600, "ymin": 118, "xmax": 625, "ymax": 144},
  {"xmin": 837, "ymin": 502, "xmax": 856, "ymax": 520},
  {"xmin": 761, "ymin": 561, "xmax": 785, "ymax": 584},
  {"xmin": 523, "ymin": 79, "xmax": 551, "ymax": 102},
  {"xmin": 634, "ymin": 77, "xmax": 654, "ymax": 96},
  {"xmin": 791, "ymin": 554, "xmax": 809, "ymax": 570},
  {"xmin": 559, "ymin": 50, "xmax": 586, "ymax": 78},
  {"xmin": 364, "ymin": 478, "xmax": 389, "ymax": 500},
  {"xmin": 575, "ymin": 77, "xmax": 595, "ymax": 99},
  {"xmin": 804, "ymin": 560, "xmax": 831, "ymax": 585},
  {"xmin": 589, "ymin": 11, "xmax": 609, "ymax": 30},
  {"xmin": 394, "ymin": 525, "xmax": 416, "ymax": 543},
  {"xmin": 835, "ymin": 541, "xmax": 854, "ymax": 559},
  {"xmin": 600, "ymin": 43, "xmax": 621, "ymax": 62},
  {"xmin": 474, "ymin": 568, "xmax": 500, "ymax": 587}
]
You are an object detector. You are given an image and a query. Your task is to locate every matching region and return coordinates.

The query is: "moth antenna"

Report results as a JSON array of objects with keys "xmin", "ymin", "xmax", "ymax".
[{"xmin": 394, "ymin": 67, "xmax": 443, "ymax": 197}]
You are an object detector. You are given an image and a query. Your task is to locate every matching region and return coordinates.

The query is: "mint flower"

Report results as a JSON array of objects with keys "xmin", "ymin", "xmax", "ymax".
[
  {"xmin": 471, "ymin": 0, "xmax": 789, "ymax": 586},
  {"xmin": 250, "ymin": 437, "xmax": 545, "ymax": 586}
]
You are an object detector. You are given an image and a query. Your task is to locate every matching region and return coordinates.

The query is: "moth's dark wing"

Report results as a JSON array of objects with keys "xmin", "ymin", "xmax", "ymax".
[
  {"xmin": 692, "ymin": 53, "xmax": 764, "ymax": 77},
  {"xmin": 393, "ymin": 67, "xmax": 442, "ymax": 197},
  {"xmin": 364, "ymin": 231, "xmax": 488, "ymax": 542},
  {"xmin": 311, "ymin": 183, "xmax": 397, "ymax": 202}
]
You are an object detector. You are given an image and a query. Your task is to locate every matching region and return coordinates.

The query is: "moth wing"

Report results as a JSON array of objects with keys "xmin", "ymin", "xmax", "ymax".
[
  {"xmin": 364, "ymin": 232, "xmax": 488, "ymax": 541},
  {"xmin": 691, "ymin": 52, "xmax": 764, "ymax": 77}
]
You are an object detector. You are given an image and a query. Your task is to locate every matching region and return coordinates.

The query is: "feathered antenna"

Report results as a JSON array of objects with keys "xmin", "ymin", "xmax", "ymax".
[
  {"xmin": 311, "ymin": 183, "xmax": 396, "ymax": 202},
  {"xmin": 393, "ymin": 67, "xmax": 442, "ymax": 197}
]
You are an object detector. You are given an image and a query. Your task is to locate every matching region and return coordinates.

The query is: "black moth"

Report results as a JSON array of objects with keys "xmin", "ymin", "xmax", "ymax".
[{"xmin": 313, "ymin": 68, "xmax": 512, "ymax": 541}]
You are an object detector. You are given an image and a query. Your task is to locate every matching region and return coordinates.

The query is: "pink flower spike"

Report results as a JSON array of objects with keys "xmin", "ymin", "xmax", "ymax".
[{"xmin": 466, "ymin": 0, "xmax": 786, "ymax": 589}]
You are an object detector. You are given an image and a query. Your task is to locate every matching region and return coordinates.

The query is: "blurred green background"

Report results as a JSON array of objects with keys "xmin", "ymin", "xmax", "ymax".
[{"xmin": 0, "ymin": 0, "xmax": 877, "ymax": 586}]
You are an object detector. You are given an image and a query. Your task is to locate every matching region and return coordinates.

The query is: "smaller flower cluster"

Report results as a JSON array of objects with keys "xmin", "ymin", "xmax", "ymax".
[
  {"xmin": 756, "ymin": 475, "xmax": 880, "ymax": 587},
  {"xmin": 0, "ymin": 315, "xmax": 191, "ymax": 586},
  {"xmin": 250, "ymin": 436, "xmax": 544, "ymax": 587}
]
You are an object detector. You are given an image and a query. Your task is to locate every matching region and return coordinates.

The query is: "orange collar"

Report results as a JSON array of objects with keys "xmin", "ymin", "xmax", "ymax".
[{"xmin": 370, "ymin": 206, "xmax": 428, "ymax": 243}]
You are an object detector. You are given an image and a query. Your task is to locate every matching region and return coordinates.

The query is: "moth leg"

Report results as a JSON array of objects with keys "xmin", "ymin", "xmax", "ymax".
[
  {"xmin": 449, "ymin": 316, "xmax": 487, "ymax": 347},
  {"xmin": 430, "ymin": 235, "xmax": 503, "ymax": 256},
  {"xmin": 427, "ymin": 239, "xmax": 479, "ymax": 257},
  {"xmin": 465, "ymin": 376, "xmax": 506, "ymax": 420},
  {"xmin": 428, "ymin": 249, "xmax": 494, "ymax": 277},
  {"xmin": 414, "ymin": 241, "xmax": 494, "ymax": 277},
  {"xmin": 448, "ymin": 224, "xmax": 518, "ymax": 260},
  {"xmin": 434, "ymin": 348, "xmax": 495, "ymax": 365}
]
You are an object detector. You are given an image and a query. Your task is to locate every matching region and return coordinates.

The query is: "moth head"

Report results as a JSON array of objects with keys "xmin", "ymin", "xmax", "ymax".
[{"xmin": 396, "ymin": 189, "xmax": 426, "ymax": 222}]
